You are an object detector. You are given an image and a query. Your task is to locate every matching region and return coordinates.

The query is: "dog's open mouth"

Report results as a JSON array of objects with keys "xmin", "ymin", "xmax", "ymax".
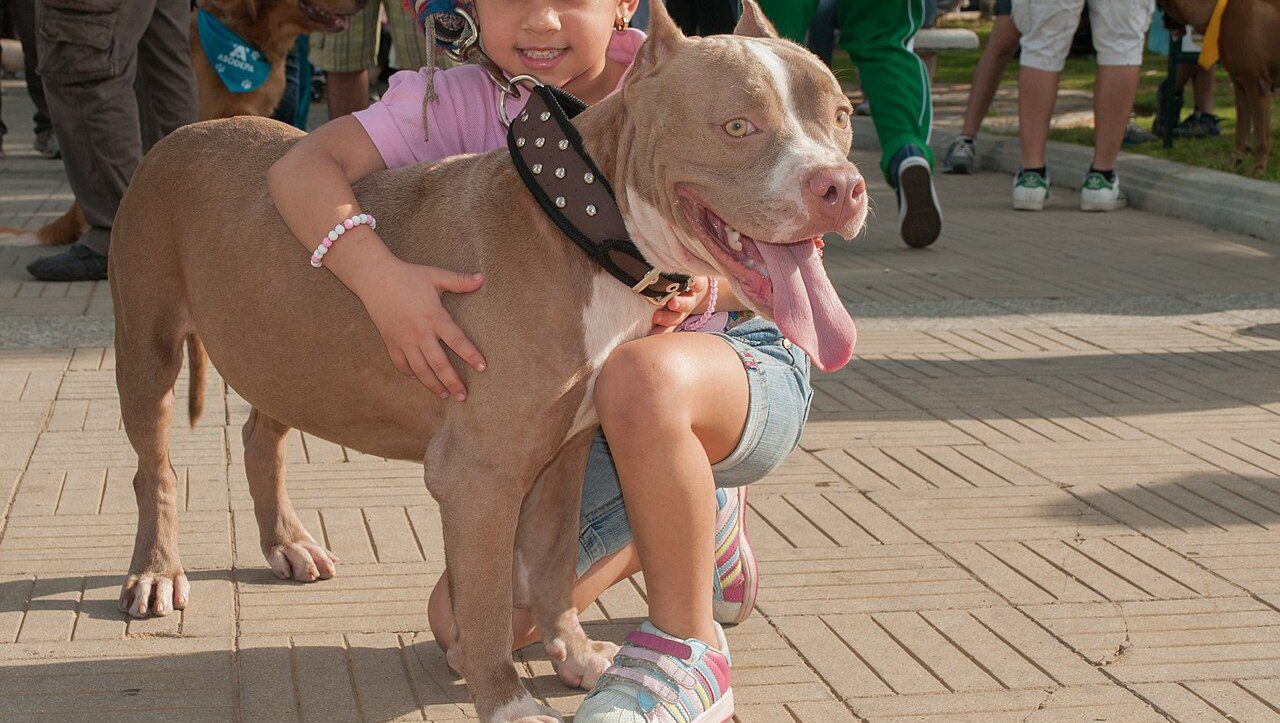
[
  {"xmin": 298, "ymin": 0, "xmax": 350, "ymax": 31},
  {"xmin": 676, "ymin": 189, "xmax": 857, "ymax": 372}
]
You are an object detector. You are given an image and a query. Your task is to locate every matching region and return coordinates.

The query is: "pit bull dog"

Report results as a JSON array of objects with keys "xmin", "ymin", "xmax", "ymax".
[
  {"xmin": 1161, "ymin": 0, "xmax": 1279, "ymax": 174},
  {"xmin": 110, "ymin": 3, "xmax": 865, "ymax": 721}
]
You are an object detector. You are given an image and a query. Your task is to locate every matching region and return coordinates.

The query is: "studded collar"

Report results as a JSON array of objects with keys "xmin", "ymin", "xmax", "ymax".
[{"xmin": 507, "ymin": 82, "xmax": 692, "ymax": 306}]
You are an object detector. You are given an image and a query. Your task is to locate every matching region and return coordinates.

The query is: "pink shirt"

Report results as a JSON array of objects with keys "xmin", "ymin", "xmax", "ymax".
[{"xmin": 354, "ymin": 29, "xmax": 646, "ymax": 170}]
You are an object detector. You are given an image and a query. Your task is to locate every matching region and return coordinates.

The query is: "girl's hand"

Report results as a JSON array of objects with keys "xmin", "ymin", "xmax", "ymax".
[
  {"xmin": 358, "ymin": 259, "xmax": 487, "ymax": 400},
  {"xmin": 649, "ymin": 276, "xmax": 711, "ymax": 335}
]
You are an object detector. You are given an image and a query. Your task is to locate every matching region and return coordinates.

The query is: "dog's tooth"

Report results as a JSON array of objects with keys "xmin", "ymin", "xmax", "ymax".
[{"xmin": 726, "ymin": 226, "xmax": 743, "ymax": 252}]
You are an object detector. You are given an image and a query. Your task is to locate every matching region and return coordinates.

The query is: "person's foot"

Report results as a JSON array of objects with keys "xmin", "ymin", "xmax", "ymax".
[
  {"xmin": 1173, "ymin": 111, "xmax": 1222, "ymax": 139},
  {"xmin": 1012, "ymin": 169, "xmax": 1050, "ymax": 211},
  {"xmin": 1122, "ymin": 121, "xmax": 1157, "ymax": 146},
  {"xmin": 34, "ymin": 130, "xmax": 61, "ymax": 159},
  {"xmin": 890, "ymin": 145, "xmax": 942, "ymax": 249},
  {"xmin": 1080, "ymin": 171, "xmax": 1126, "ymax": 212},
  {"xmin": 26, "ymin": 242, "xmax": 108, "ymax": 281},
  {"xmin": 575, "ymin": 621, "xmax": 734, "ymax": 723},
  {"xmin": 942, "ymin": 135, "xmax": 977, "ymax": 174},
  {"xmin": 712, "ymin": 486, "xmax": 757, "ymax": 625}
]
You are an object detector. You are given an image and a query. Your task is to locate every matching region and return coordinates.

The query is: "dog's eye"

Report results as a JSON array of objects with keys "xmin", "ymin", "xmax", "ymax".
[
  {"xmin": 723, "ymin": 119, "xmax": 755, "ymax": 138},
  {"xmin": 836, "ymin": 110, "xmax": 851, "ymax": 128}
]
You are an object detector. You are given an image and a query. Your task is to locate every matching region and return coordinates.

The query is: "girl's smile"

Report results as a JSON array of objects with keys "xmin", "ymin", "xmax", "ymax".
[
  {"xmin": 516, "ymin": 46, "xmax": 570, "ymax": 70},
  {"xmin": 473, "ymin": 0, "xmax": 638, "ymax": 104}
]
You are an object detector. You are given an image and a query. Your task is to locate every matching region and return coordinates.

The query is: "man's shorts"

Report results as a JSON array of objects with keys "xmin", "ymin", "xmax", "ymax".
[
  {"xmin": 1012, "ymin": 0, "xmax": 1154, "ymax": 72},
  {"xmin": 994, "ymin": 0, "xmax": 1012, "ymax": 16},
  {"xmin": 310, "ymin": 0, "xmax": 429, "ymax": 73},
  {"xmin": 575, "ymin": 316, "xmax": 815, "ymax": 576}
]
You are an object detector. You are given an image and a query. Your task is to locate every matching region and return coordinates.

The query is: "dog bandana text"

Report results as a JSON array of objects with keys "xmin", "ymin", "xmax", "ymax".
[{"xmin": 197, "ymin": 8, "xmax": 271, "ymax": 94}]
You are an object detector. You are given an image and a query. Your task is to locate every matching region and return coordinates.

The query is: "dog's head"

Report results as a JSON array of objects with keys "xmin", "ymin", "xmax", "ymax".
[
  {"xmin": 203, "ymin": 0, "xmax": 366, "ymax": 34},
  {"xmin": 614, "ymin": 1, "xmax": 865, "ymax": 372}
]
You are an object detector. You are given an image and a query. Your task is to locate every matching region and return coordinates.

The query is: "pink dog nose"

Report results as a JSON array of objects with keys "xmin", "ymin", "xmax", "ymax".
[
  {"xmin": 807, "ymin": 165, "xmax": 865, "ymax": 208},
  {"xmin": 806, "ymin": 165, "xmax": 865, "ymax": 232}
]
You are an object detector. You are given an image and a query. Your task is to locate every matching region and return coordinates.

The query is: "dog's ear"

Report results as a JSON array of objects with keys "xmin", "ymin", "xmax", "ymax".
[
  {"xmin": 734, "ymin": 0, "xmax": 779, "ymax": 39},
  {"xmin": 633, "ymin": 0, "xmax": 687, "ymax": 71},
  {"xmin": 244, "ymin": 0, "xmax": 261, "ymax": 23}
]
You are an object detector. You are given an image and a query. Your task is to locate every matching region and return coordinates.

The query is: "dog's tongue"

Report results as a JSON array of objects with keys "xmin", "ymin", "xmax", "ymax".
[{"xmin": 756, "ymin": 239, "xmax": 857, "ymax": 372}]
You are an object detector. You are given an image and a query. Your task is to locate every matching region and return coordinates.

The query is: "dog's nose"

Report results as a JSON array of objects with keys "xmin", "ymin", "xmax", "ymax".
[
  {"xmin": 806, "ymin": 165, "xmax": 865, "ymax": 229},
  {"xmin": 807, "ymin": 165, "xmax": 864, "ymax": 207}
]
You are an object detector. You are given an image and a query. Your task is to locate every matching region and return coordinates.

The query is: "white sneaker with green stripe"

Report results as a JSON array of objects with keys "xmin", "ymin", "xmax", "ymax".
[
  {"xmin": 1012, "ymin": 169, "xmax": 1050, "ymax": 211},
  {"xmin": 1080, "ymin": 171, "xmax": 1127, "ymax": 212}
]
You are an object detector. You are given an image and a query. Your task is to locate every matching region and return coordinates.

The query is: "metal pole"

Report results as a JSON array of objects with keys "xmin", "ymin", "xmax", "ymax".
[{"xmin": 1163, "ymin": 33, "xmax": 1181, "ymax": 149}]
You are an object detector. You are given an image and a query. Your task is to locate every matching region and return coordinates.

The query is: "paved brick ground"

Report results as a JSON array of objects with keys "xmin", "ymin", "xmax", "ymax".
[{"xmin": 3, "ymin": 76, "xmax": 1280, "ymax": 721}]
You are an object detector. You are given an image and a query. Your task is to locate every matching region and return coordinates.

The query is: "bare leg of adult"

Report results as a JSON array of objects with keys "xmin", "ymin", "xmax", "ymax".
[
  {"xmin": 1017, "ymin": 66, "xmax": 1060, "ymax": 168},
  {"xmin": 325, "ymin": 69, "xmax": 370, "ymax": 119},
  {"xmin": 960, "ymin": 15, "xmax": 1020, "ymax": 138},
  {"xmin": 1092, "ymin": 65, "xmax": 1141, "ymax": 170},
  {"xmin": 1192, "ymin": 64, "xmax": 1215, "ymax": 113}
]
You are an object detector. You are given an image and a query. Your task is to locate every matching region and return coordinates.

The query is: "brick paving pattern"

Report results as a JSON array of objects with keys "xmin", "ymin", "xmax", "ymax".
[{"xmin": 3, "ymin": 77, "xmax": 1280, "ymax": 721}]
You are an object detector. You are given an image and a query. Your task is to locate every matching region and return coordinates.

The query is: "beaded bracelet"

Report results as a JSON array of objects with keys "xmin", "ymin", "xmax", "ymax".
[
  {"xmin": 310, "ymin": 213, "xmax": 377, "ymax": 268},
  {"xmin": 676, "ymin": 277, "xmax": 719, "ymax": 332}
]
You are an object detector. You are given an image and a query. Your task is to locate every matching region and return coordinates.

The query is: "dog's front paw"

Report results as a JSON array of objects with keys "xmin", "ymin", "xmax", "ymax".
[
  {"xmin": 263, "ymin": 534, "xmax": 337, "ymax": 582},
  {"xmin": 547, "ymin": 637, "xmax": 619, "ymax": 690},
  {"xmin": 119, "ymin": 568, "xmax": 190, "ymax": 618}
]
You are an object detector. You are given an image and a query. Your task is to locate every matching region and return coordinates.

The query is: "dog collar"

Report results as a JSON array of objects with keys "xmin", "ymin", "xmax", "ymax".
[
  {"xmin": 507, "ymin": 81, "xmax": 692, "ymax": 306},
  {"xmin": 196, "ymin": 8, "xmax": 271, "ymax": 94}
]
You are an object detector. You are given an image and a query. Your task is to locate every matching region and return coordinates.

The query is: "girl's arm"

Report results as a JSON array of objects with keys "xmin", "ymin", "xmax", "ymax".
[{"xmin": 267, "ymin": 116, "xmax": 486, "ymax": 401}]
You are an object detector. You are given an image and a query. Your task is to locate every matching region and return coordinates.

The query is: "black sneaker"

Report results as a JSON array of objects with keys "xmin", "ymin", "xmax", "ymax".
[
  {"xmin": 1123, "ymin": 121, "xmax": 1157, "ymax": 146},
  {"xmin": 890, "ymin": 144, "xmax": 942, "ymax": 248},
  {"xmin": 34, "ymin": 130, "xmax": 61, "ymax": 159},
  {"xmin": 1173, "ymin": 111, "xmax": 1222, "ymax": 139},
  {"xmin": 27, "ymin": 243, "xmax": 108, "ymax": 281}
]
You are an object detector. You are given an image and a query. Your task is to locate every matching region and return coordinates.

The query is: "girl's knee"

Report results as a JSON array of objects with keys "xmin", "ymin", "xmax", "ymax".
[{"xmin": 594, "ymin": 342, "xmax": 693, "ymax": 432}]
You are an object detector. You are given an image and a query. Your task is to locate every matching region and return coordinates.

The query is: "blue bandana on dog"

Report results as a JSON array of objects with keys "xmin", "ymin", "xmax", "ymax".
[{"xmin": 197, "ymin": 8, "xmax": 271, "ymax": 94}]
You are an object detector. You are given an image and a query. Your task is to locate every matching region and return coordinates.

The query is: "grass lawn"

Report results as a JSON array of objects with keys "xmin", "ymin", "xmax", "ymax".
[{"xmin": 830, "ymin": 18, "xmax": 1280, "ymax": 182}]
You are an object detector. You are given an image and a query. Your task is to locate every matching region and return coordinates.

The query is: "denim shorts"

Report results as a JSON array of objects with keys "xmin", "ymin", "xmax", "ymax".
[{"xmin": 575, "ymin": 316, "xmax": 815, "ymax": 576}]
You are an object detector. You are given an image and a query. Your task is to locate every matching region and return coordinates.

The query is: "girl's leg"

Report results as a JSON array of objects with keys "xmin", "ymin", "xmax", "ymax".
[
  {"xmin": 427, "ymin": 543, "xmax": 640, "ymax": 654},
  {"xmin": 592, "ymin": 332, "xmax": 750, "ymax": 646}
]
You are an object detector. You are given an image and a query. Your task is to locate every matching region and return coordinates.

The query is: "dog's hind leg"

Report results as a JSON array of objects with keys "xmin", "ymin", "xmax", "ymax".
[
  {"xmin": 515, "ymin": 431, "xmax": 618, "ymax": 691},
  {"xmin": 1252, "ymin": 81, "xmax": 1271, "ymax": 174},
  {"xmin": 1233, "ymin": 78, "xmax": 1255, "ymax": 166},
  {"xmin": 427, "ymin": 425, "xmax": 563, "ymax": 723},
  {"xmin": 242, "ymin": 407, "xmax": 337, "ymax": 582},
  {"xmin": 116, "ymin": 322, "xmax": 190, "ymax": 618}
]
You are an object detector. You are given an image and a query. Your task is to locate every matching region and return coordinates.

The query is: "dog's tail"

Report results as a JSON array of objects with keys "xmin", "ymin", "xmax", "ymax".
[{"xmin": 187, "ymin": 334, "xmax": 207, "ymax": 428}]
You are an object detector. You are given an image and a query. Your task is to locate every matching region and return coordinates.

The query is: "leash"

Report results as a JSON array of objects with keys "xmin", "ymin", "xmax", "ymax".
[{"xmin": 506, "ymin": 78, "xmax": 692, "ymax": 307}]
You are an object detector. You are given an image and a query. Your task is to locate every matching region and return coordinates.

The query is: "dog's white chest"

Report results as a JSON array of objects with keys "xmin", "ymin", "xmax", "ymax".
[{"xmin": 567, "ymin": 273, "xmax": 652, "ymax": 437}]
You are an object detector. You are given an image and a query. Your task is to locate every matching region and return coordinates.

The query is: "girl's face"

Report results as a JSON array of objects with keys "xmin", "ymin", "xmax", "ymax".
[{"xmin": 473, "ymin": 0, "xmax": 634, "ymax": 91}]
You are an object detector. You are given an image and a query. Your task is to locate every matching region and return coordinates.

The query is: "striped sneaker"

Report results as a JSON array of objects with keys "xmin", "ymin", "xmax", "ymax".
[
  {"xmin": 575, "ymin": 621, "xmax": 734, "ymax": 723},
  {"xmin": 712, "ymin": 486, "xmax": 758, "ymax": 625}
]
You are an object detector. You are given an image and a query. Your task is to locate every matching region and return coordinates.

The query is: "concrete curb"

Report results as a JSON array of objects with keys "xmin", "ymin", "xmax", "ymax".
[{"xmin": 852, "ymin": 116, "xmax": 1280, "ymax": 242}]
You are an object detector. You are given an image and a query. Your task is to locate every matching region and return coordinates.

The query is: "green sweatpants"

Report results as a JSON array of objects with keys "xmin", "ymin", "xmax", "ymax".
[{"xmin": 757, "ymin": 0, "xmax": 935, "ymax": 183}]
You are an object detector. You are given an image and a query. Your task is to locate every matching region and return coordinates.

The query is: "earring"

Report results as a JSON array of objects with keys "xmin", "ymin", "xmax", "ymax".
[{"xmin": 614, "ymin": 14, "xmax": 628, "ymax": 31}]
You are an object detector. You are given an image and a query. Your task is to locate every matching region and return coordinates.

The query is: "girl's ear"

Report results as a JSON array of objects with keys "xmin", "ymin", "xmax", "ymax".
[
  {"xmin": 734, "ymin": 0, "xmax": 779, "ymax": 39},
  {"xmin": 620, "ymin": 0, "xmax": 640, "ymax": 25}
]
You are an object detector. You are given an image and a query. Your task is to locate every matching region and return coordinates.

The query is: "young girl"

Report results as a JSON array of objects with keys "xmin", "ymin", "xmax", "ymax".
[{"xmin": 267, "ymin": 2, "xmax": 814, "ymax": 719}]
